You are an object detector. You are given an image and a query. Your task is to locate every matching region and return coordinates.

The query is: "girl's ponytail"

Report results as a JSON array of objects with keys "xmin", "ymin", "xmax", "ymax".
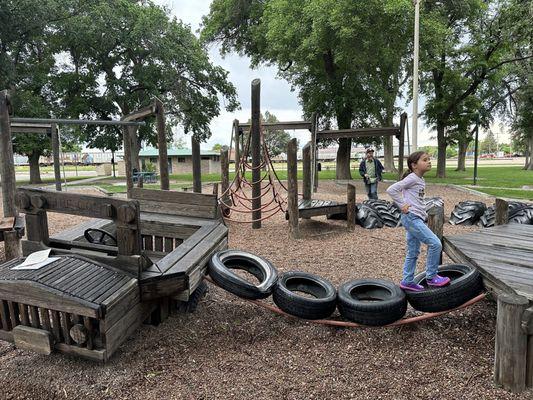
[{"xmin": 401, "ymin": 151, "xmax": 427, "ymax": 180}]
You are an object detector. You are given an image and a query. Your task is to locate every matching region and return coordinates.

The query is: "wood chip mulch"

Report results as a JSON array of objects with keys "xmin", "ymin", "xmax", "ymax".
[{"xmin": 0, "ymin": 183, "xmax": 531, "ymax": 399}]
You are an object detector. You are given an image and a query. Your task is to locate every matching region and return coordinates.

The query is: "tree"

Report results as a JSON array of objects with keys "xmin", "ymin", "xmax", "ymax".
[
  {"xmin": 480, "ymin": 130, "xmax": 498, "ymax": 154},
  {"xmin": 56, "ymin": 0, "xmax": 239, "ymax": 168},
  {"xmin": 244, "ymin": 111, "xmax": 294, "ymax": 158},
  {"xmin": 419, "ymin": 0, "xmax": 532, "ymax": 177},
  {"xmin": 173, "ymin": 136, "xmax": 187, "ymax": 149},
  {"xmin": 202, "ymin": 0, "xmax": 413, "ymax": 179},
  {"xmin": 212, "ymin": 143, "xmax": 223, "ymax": 151}
]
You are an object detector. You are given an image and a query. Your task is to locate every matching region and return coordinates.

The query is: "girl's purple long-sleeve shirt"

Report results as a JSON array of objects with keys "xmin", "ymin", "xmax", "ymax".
[{"xmin": 386, "ymin": 172, "xmax": 427, "ymax": 221}]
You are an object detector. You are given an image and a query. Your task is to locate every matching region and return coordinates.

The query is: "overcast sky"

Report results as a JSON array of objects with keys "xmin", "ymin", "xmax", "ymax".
[{"xmin": 154, "ymin": 0, "xmax": 506, "ymax": 150}]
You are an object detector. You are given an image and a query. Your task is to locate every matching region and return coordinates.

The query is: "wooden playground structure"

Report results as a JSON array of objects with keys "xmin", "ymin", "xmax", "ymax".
[{"xmin": 0, "ymin": 91, "xmax": 227, "ymax": 361}]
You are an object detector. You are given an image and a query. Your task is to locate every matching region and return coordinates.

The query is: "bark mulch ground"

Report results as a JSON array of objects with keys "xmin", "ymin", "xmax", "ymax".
[{"xmin": 0, "ymin": 182, "xmax": 531, "ymax": 399}]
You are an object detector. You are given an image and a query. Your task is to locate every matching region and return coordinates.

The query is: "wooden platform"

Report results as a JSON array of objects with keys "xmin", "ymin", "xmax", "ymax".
[
  {"xmin": 443, "ymin": 224, "xmax": 533, "ymax": 299},
  {"xmin": 286, "ymin": 199, "xmax": 347, "ymax": 219}
]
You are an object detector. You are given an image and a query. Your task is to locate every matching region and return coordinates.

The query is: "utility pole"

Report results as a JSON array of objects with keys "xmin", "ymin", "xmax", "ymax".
[{"xmin": 411, "ymin": 0, "xmax": 421, "ymax": 152}]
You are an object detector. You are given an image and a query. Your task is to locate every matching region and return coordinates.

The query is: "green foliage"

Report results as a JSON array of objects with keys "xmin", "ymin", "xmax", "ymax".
[
  {"xmin": 212, "ymin": 143, "xmax": 223, "ymax": 151},
  {"xmin": 480, "ymin": 130, "xmax": 499, "ymax": 154},
  {"xmin": 143, "ymin": 161, "xmax": 156, "ymax": 173}
]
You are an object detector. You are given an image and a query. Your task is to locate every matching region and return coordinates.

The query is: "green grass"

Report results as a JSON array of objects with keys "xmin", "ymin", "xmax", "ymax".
[
  {"xmin": 473, "ymin": 188, "xmax": 533, "ymax": 201},
  {"xmin": 16, "ymin": 176, "xmax": 90, "ymax": 185}
]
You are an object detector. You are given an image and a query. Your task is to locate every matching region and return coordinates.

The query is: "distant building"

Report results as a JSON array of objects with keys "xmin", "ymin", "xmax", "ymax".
[{"xmin": 116, "ymin": 148, "xmax": 221, "ymax": 175}]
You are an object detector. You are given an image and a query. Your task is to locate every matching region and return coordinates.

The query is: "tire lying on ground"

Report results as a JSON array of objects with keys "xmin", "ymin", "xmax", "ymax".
[
  {"xmin": 405, "ymin": 264, "xmax": 483, "ymax": 313},
  {"xmin": 449, "ymin": 201, "xmax": 487, "ymax": 225},
  {"xmin": 363, "ymin": 199, "xmax": 401, "ymax": 227},
  {"xmin": 356, "ymin": 204, "xmax": 385, "ymax": 229},
  {"xmin": 273, "ymin": 271, "xmax": 337, "ymax": 320},
  {"xmin": 478, "ymin": 201, "xmax": 533, "ymax": 227},
  {"xmin": 337, "ymin": 279, "xmax": 407, "ymax": 326},
  {"xmin": 208, "ymin": 250, "xmax": 278, "ymax": 300}
]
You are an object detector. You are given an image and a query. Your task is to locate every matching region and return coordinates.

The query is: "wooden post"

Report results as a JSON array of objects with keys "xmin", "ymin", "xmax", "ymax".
[
  {"xmin": 155, "ymin": 99, "xmax": 169, "ymax": 190},
  {"xmin": 398, "ymin": 112, "xmax": 407, "ymax": 180},
  {"xmin": 51, "ymin": 123, "xmax": 61, "ymax": 191},
  {"xmin": 347, "ymin": 183, "xmax": 356, "ymax": 231},
  {"xmin": 122, "ymin": 126, "xmax": 134, "ymax": 198},
  {"xmin": 310, "ymin": 113, "xmax": 318, "ymax": 193},
  {"xmin": 427, "ymin": 206, "xmax": 444, "ymax": 263},
  {"xmin": 494, "ymin": 294, "xmax": 529, "ymax": 392},
  {"xmin": 287, "ymin": 138, "xmax": 299, "ymax": 239},
  {"xmin": 495, "ymin": 198, "xmax": 509, "ymax": 225},
  {"xmin": 0, "ymin": 91, "xmax": 17, "ymax": 218},
  {"xmin": 302, "ymin": 142, "xmax": 311, "ymax": 201},
  {"xmin": 234, "ymin": 119, "xmax": 240, "ymax": 173},
  {"xmin": 192, "ymin": 135, "xmax": 201, "ymax": 193},
  {"xmin": 220, "ymin": 146, "xmax": 230, "ymax": 213},
  {"xmin": 251, "ymin": 79, "xmax": 261, "ymax": 229}
]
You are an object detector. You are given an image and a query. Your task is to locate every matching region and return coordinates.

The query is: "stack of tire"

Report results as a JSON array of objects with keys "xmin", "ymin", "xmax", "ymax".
[
  {"xmin": 449, "ymin": 201, "xmax": 487, "ymax": 225},
  {"xmin": 478, "ymin": 201, "xmax": 533, "ymax": 227},
  {"xmin": 208, "ymin": 250, "xmax": 484, "ymax": 327}
]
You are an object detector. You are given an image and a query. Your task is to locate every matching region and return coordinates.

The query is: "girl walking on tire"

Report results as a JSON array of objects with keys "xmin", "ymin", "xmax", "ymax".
[{"xmin": 386, "ymin": 151, "xmax": 450, "ymax": 292}]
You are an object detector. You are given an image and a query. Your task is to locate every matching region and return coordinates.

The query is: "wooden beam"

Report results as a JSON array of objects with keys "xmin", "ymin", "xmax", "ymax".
[
  {"xmin": 251, "ymin": 79, "xmax": 261, "ymax": 229},
  {"xmin": 220, "ymin": 147, "xmax": 230, "ymax": 214},
  {"xmin": 495, "ymin": 198, "xmax": 509, "ymax": 225},
  {"xmin": 0, "ymin": 91, "xmax": 17, "ymax": 218},
  {"xmin": 155, "ymin": 99, "xmax": 169, "ymax": 190},
  {"xmin": 398, "ymin": 113, "xmax": 407, "ymax": 179},
  {"xmin": 302, "ymin": 142, "xmax": 311, "ymax": 201},
  {"xmin": 287, "ymin": 138, "xmax": 299, "ymax": 239},
  {"xmin": 121, "ymin": 104, "xmax": 156, "ymax": 122},
  {"xmin": 317, "ymin": 127, "xmax": 400, "ymax": 141},
  {"xmin": 494, "ymin": 294, "xmax": 529, "ymax": 392},
  {"xmin": 51, "ymin": 123, "xmax": 61, "ymax": 191},
  {"xmin": 191, "ymin": 135, "xmax": 201, "ymax": 193},
  {"xmin": 311, "ymin": 113, "xmax": 318, "ymax": 193},
  {"xmin": 347, "ymin": 184, "xmax": 356, "ymax": 231},
  {"xmin": 238, "ymin": 121, "xmax": 312, "ymax": 131},
  {"xmin": 122, "ymin": 125, "xmax": 134, "ymax": 198},
  {"xmin": 10, "ymin": 123, "xmax": 51, "ymax": 134}
]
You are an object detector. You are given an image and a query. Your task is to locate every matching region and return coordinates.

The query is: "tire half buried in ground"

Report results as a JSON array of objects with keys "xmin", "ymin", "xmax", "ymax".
[
  {"xmin": 273, "ymin": 271, "xmax": 337, "ymax": 320},
  {"xmin": 405, "ymin": 264, "xmax": 483, "ymax": 313},
  {"xmin": 337, "ymin": 279, "xmax": 407, "ymax": 326},
  {"xmin": 208, "ymin": 250, "xmax": 278, "ymax": 300}
]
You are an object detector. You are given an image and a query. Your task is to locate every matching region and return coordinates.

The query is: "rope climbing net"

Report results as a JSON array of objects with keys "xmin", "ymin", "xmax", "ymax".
[{"xmin": 219, "ymin": 126, "xmax": 293, "ymax": 224}]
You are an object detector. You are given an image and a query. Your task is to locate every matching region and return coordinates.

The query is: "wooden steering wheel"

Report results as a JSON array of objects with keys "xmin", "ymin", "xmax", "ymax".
[{"xmin": 84, "ymin": 228, "xmax": 117, "ymax": 246}]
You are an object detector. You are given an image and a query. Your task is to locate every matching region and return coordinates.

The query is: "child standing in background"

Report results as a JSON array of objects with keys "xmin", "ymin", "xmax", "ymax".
[{"xmin": 386, "ymin": 151, "xmax": 450, "ymax": 292}]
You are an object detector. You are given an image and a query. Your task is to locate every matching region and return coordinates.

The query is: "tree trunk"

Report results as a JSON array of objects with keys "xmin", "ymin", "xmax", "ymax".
[
  {"xmin": 436, "ymin": 120, "xmax": 447, "ymax": 178},
  {"xmin": 335, "ymin": 108, "xmax": 353, "ymax": 180},
  {"xmin": 383, "ymin": 103, "xmax": 397, "ymax": 173},
  {"xmin": 28, "ymin": 152, "xmax": 43, "ymax": 184},
  {"xmin": 526, "ymin": 136, "xmax": 533, "ymax": 171},
  {"xmin": 456, "ymin": 138, "xmax": 468, "ymax": 172}
]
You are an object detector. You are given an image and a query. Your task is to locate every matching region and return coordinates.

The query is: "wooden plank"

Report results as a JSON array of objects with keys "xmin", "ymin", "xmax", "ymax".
[
  {"xmin": 0, "ymin": 300, "xmax": 11, "ymax": 330},
  {"xmin": 143, "ymin": 235, "xmax": 153, "ymax": 251},
  {"xmin": 40, "ymin": 308, "xmax": 51, "ymax": 332},
  {"xmin": 155, "ymin": 99, "xmax": 170, "ymax": 191},
  {"xmin": 154, "ymin": 236, "xmax": 163, "ymax": 252},
  {"xmin": 140, "ymin": 211, "xmax": 216, "ymax": 227},
  {"xmin": 18, "ymin": 303, "xmax": 30, "ymax": 326},
  {"xmin": 0, "ymin": 217, "xmax": 14, "ymax": 231},
  {"xmin": 140, "ymin": 220, "xmax": 199, "ymax": 240},
  {"xmin": 61, "ymin": 312, "xmax": 72, "ymax": 345},
  {"xmin": 54, "ymin": 343, "xmax": 106, "ymax": 362},
  {"xmin": 0, "ymin": 91, "xmax": 17, "ymax": 218},
  {"xmin": 135, "ymin": 199, "xmax": 217, "ymax": 219},
  {"xmin": 51, "ymin": 219, "xmax": 111, "ymax": 241},
  {"xmin": 238, "ymin": 120, "xmax": 312, "ymax": 131},
  {"xmin": 83, "ymin": 316, "xmax": 94, "ymax": 350},
  {"xmin": 131, "ymin": 188, "xmax": 218, "ymax": 208},
  {"xmin": 302, "ymin": 143, "xmax": 312, "ymax": 201},
  {"xmin": 13, "ymin": 326, "xmax": 53, "ymax": 355},
  {"xmin": 165, "ymin": 237, "xmax": 174, "ymax": 252},
  {"xmin": 140, "ymin": 275, "xmax": 188, "ymax": 301},
  {"xmin": 145, "ymin": 224, "xmax": 219, "ymax": 275},
  {"xmin": 100, "ymin": 283, "xmax": 140, "ymax": 331},
  {"xmin": 17, "ymin": 187, "xmax": 139, "ymax": 220},
  {"xmin": 192, "ymin": 135, "xmax": 201, "ymax": 193},
  {"xmin": 317, "ymin": 127, "xmax": 400, "ymax": 140},
  {"xmin": 347, "ymin": 184, "xmax": 356, "ymax": 231},
  {"xmin": 0, "ymin": 280, "xmax": 101, "ymax": 318},
  {"xmin": 287, "ymin": 138, "xmax": 299, "ymax": 238},
  {"xmin": 51, "ymin": 310, "xmax": 62, "ymax": 342},
  {"xmin": 29, "ymin": 306, "xmax": 41, "ymax": 329},
  {"xmin": 104, "ymin": 301, "xmax": 154, "ymax": 358},
  {"xmin": 8, "ymin": 301, "xmax": 19, "ymax": 327},
  {"xmin": 251, "ymin": 79, "xmax": 261, "ymax": 229},
  {"xmin": 299, "ymin": 205, "xmax": 347, "ymax": 219}
]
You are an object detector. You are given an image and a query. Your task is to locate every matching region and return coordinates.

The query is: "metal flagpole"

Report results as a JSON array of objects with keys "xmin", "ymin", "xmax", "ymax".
[{"xmin": 412, "ymin": 0, "xmax": 421, "ymax": 152}]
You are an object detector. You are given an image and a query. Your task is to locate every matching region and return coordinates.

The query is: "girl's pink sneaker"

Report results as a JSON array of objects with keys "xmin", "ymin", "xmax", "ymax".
[
  {"xmin": 400, "ymin": 281, "xmax": 425, "ymax": 292},
  {"xmin": 426, "ymin": 275, "xmax": 451, "ymax": 287}
]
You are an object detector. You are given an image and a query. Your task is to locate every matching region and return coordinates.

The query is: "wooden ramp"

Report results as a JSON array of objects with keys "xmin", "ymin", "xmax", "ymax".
[
  {"xmin": 443, "ymin": 224, "xmax": 533, "ymax": 299},
  {"xmin": 286, "ymin": 199, "xmax": 347, "ymax": 219}
]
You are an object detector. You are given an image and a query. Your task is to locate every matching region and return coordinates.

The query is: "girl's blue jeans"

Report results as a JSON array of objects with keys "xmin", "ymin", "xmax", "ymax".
[{"xmin": 400, "ymin": 212, "xmax": 442, "ymax": 283}]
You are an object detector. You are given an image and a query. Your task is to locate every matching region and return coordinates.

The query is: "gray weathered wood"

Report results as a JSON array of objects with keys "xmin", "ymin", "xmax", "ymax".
[
  {"xmin": 192, "ymin": 135, "xmax": 201, "ymax": 193},
  {"xmin": 122, "ymin": 125, "xmax": 134, "ymax": 198},
  {"xmin": 287, "ymin": 138, "xmax": 299, "ymax": 239},
  {"xmin": 238, "ymin": 120, "xmax": 312, "ymax": 131},
  {"xmin": 51, "ymin": 123, "xmax": 61, "ymax": 191},
  {"xmin": 220, "ymin": 146, "xmax": 230, "ymax": 214},
  {"xmin": 347, "ymin": 184, "xmax": 356, "ymax": 231},
  {"xmin": 427, "ymin": 206, "xmax": 444, "ymax": 262},
  {"xmin": 4, "ymin": 230, "xmax": 21, "ymax": 260},
  {"xmin": 13, "ymin": 325, "xmax": 53, "ymax": 355},
  {"xmin": 495, "ymin": 198, "xmax": 509, "ymax": 225},
  {"xmin": 234, "ymin": 119, "xmax": 240, "ymax": 173},
  {"xmin": 251, "ymin": 79, "xmax": 262, "ymax": 229},
  {"xmin": 302, "ymin": 142, "xmax": 311, "ymax": 201},
  {"xmin": 0, "ymin": 91, "xmax": 17, "ymax": 218},
  {"xmin": 494, "ymin": 294, "xmax": 529, "ymax": 392},
  {"xmin": 155, "ymin": 99, "xmax": 169, "ymax": 190},
  {"xmin": 317, "ymin": 127, "xmax": 400, "ymax": 141},
  {"xmin": 398, "ymin": 112, "xmax": 407, "ymax": 180}
]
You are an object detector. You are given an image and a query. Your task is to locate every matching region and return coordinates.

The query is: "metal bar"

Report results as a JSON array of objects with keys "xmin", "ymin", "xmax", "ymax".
[
  {"xmin": 11, "ymin": 117, "xmax": 145, "ymax": 127},
  {"xmin": 473, "ymin": 116, "xmax": 479, "ymax": 186}
]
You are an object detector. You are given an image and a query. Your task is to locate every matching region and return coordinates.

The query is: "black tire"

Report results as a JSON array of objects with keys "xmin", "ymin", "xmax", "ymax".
[
  {"xmin": 405, "ymin": 264, "xmax": 484, "ymax": 313},
  {"xmin": 337, "ymin": 279, "xmax": 407, "ymax": 326},
  {"xmin": 208, "ymin": 250, "xmax": 278, "ymax": 300},
  {"xmin": 273, "ymin": 271, "xmax": 337, "ymax": 320}
]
